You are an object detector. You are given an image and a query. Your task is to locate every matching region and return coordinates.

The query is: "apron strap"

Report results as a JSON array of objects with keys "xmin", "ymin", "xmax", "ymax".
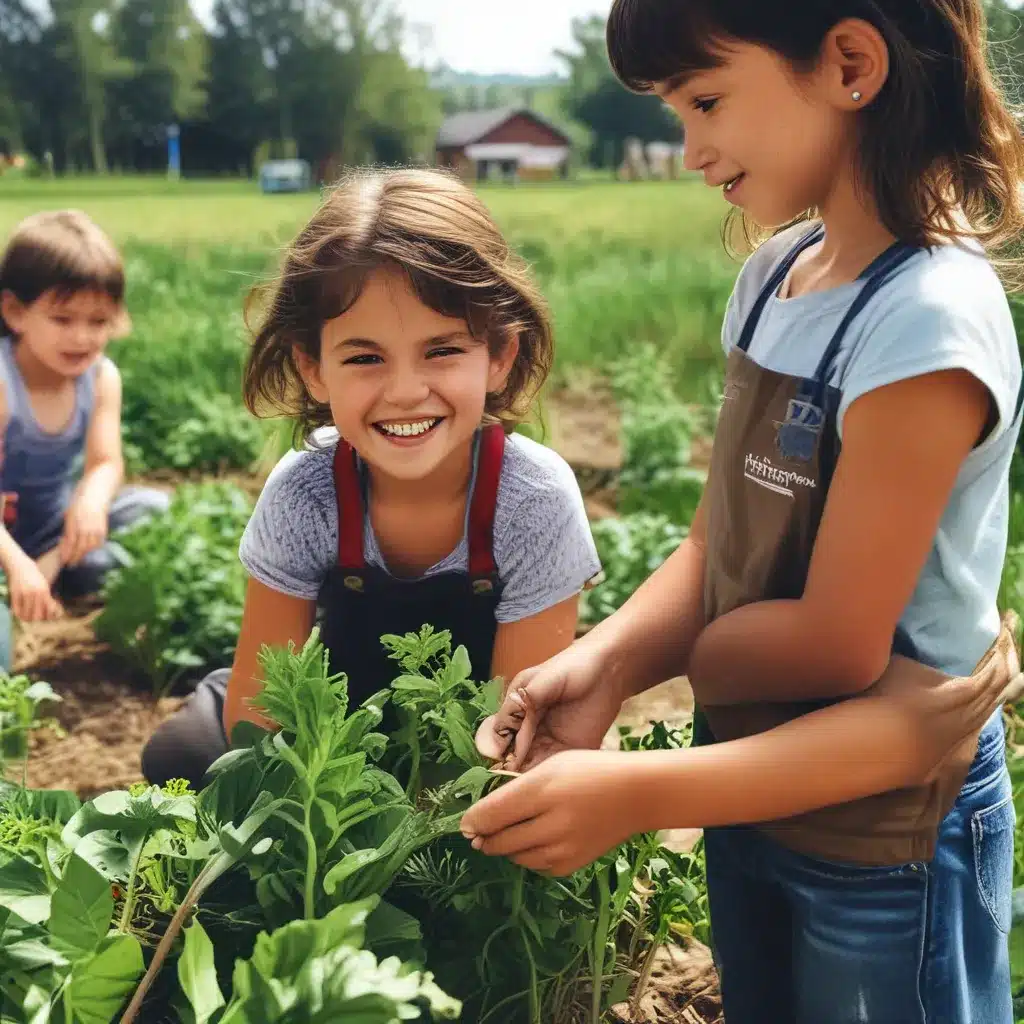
[
  {"xmin": 813, "ymin": 242, "xmax": 919, "ymax": 391},
  {"xmin": 467, "ymin": 424, "xmax": 505, "ymax": 583},
  {"xmin": 333, "ymin": 440, "xmax": 366, "ymax": 569},
  {"xmin": 736, "ymin": 224, "xmax": 825, "ymax": 354}
]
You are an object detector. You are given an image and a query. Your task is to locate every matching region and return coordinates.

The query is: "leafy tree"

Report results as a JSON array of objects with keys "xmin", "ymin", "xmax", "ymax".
[{"xmin": 557, "ymin": 15, "xmax": 680, "ymax": 169}]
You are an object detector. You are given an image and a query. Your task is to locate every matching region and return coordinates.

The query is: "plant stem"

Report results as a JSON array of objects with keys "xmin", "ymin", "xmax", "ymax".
[
  {"xmin": 302, "ymin": 801, "xmax": 317, "ymax": 920},
  {"xmin": 591, "ymin": 865, "xmax": 612, "ymax": 1024},
  {"xmin": 120, "ymin": 861, "xmax": 214, "ymax": 1023},
  {"xmin": 118, "ymin": 839, "xmax": 149, "ymax": 933},
  {"xmin": 519, "ymin": 927, "xmax": 539, "ymax": 1024}
]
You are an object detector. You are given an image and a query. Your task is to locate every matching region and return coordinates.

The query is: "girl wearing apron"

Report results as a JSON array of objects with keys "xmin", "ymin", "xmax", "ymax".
[
  {"xmin": 465, "ymin": 3, "xmax": 1024, "ymax": 1021},
  {"xmin": 141, "ymin": 167, "xmax": 600, "ymax": 788}
]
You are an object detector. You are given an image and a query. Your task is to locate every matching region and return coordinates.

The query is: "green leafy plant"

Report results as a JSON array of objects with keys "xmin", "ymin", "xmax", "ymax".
[
  {"xmin": 182, "ymin": 897, "xmax": 461, "ymax": 1023},
  {"xmin": 613, "ymin": 344, "xmax": 708, "ymax": 523},
  {"xmin": 379, "ymin": 628, "xmax": 706, "ymax": 1024},
  {"xmin": 380, "ymin": 626, "xmax": 502, "ymax": 797},
  {"xmin": 581, "ymin": 515, "xmax": 688, "ymax": 627},
  {"xmin": 0, "ymin": 625, "xmax": 711, "ymax": 1024},
  {"xmin": 95, "ymin": 482, "xmax": 252, "ymax": 695},
  {"xmin": 0, "ymin": 674, "xmax": 62, "ymax": 783}
]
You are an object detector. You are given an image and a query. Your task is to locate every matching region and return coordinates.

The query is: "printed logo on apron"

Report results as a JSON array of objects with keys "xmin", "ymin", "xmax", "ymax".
[{"xmin": 774, "ymin": 396, "xmax": 824, "ymax": 462}]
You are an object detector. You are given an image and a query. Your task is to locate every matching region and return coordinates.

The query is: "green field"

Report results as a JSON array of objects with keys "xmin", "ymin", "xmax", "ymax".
[
  {"xmin": 0, "ymin": 175, "xmax": 725, "ymax": 250},
  {"xmin": 1, "ymin": 177, "xmax": 738, "ymax": 475}
]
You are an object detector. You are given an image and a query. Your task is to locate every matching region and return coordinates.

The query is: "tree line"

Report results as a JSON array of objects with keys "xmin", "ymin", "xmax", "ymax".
[
  {"xmin": 2, "ymin": 1, "xmax": 1022, "ymax": 179},
  {"xmin": 0, "ymin": 0, "xmax": 440, "ymax": 177}
]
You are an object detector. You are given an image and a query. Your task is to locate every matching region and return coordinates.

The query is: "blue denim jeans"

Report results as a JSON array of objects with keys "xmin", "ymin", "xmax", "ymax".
[{"xmin": 703, "ymin": 710, "xmax": 1014, "ymax": 1024}]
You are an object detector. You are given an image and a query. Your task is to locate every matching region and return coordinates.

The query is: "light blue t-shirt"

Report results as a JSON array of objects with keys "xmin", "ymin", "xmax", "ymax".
[
  {"xmin": 239, "ymin": 428, "xmax": 602, "ymax": 624},
  {"xmin": 723, "ymin": 224, "xmax": 1023, "ymax": 676}
]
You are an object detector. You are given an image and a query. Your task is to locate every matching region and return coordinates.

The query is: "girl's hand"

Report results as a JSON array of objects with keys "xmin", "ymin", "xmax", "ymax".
[
  {"xmin": 60, "ymin": 495, "xmax": 108, "ymax": 566},
  {"xmin": 460, "ymin": 749, "xmax": 646, "ymax": 876},
  {"xmin": 9, "ymin": 556, "xmax": 63, "ymax": 622},
  {"xmin": 475, "ymin": 640, "xmax": 626, "ymax": 771}
]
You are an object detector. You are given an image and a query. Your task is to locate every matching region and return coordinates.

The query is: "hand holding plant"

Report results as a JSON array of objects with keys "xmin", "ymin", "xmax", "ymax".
[
  {"xmin": 460, "ymin": 748, "xmax": 650, "ymax": 877},
  {"xmin": 475, "ymin": 639, "xmax": 625, "ymax": 771}
]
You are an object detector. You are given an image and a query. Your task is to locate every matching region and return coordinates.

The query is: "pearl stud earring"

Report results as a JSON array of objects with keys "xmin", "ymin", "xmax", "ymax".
[{"xmin": 852, "ymin": 90, "xmax": 863, "ymax": 102}]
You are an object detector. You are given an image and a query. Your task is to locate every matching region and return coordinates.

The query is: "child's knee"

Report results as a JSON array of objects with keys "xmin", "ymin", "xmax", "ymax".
[{"xmin": 109, "ymin": 486, "xmax": 170, "ymax": 533}]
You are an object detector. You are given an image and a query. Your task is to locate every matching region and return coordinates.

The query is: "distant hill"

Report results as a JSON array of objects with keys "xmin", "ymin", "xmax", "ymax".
[{"xmin": 430, "ymin": 66, "xmax": 567, "ymax": 89}]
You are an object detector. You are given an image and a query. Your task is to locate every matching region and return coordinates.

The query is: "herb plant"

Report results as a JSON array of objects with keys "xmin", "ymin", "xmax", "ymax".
[{"xmin": 95, "ymin": 482, "xmax": 252, "ymax": 695}]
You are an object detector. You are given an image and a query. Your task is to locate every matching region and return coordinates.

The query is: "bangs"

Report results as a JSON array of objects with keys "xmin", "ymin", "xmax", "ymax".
[
  {"xmin": 311, "ymin": 258, "xmax": 493, "ymax": 341},
  {"xmin": 1, "ymin": 239, "xmax": 124, "ymax": 308},
  {"xmin": 49, "ymin": 260, "xmax": 125, "ymax": 306},
  {"xmin": 607, "ymin": 0, "xmax": 728, "ymax": 93}
]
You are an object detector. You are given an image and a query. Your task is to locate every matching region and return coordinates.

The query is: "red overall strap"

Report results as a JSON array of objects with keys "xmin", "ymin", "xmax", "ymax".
[
  {"xmin": 333, "ymin": 440, "xmax": 366, "ymax": 568},
  {"xmin": 467, "ymin": 424, "xmax": 505, "ymax": 580}
]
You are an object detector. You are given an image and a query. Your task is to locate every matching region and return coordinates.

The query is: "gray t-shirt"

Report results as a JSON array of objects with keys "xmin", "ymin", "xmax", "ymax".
[
  {"xmin": 723, "ymin": 224, "xmax": 1023, "ymax": 676},
  {"xmin": 239, "ymin": 429, "xmax": 602, "ymax": 624}
]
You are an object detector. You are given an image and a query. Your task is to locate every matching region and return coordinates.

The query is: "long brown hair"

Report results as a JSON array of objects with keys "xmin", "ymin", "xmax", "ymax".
[
  {"xmin": 244, "ymin": 167, "xmax": 554, "ymax": 441},
  {"xmin": 607, "ymin": 0, "xmax": 1024, "ymax": 286}
]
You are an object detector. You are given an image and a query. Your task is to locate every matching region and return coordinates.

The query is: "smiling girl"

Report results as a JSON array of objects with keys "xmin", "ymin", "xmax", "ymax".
[
  {"xmin": 463, "ymin": 2, "xmax": 1024, "ymax": 1021},
  {"xmin": 141, "ymin": 167, "xmax": 600, "ymax": 787}
]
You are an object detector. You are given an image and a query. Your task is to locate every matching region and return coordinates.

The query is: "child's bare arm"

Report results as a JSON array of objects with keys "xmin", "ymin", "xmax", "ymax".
[
  {"xmin": 0, "ymin": 383, "xmax": 61, "ymax": 620},
  {"xmin": 61, "ymin": 359, "xmax": 124, "ymax": 566},
  {"xmin": 223, "ymin": 577, "xmax": 317, "ymax": 736},
  {"xmin": 689, "ymin": 369, "xmax": 990, "ymax": 706}
]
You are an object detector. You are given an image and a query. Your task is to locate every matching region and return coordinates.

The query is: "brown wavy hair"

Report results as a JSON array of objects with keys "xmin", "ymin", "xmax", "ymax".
[
  {"xmin": 244, "ymin": 167, "xmax": 554, "ymax": 442},
  {"xmin": 0, "ymin": 210, "xmax": 127, "ymax": 336},
  {"xmin": 607, "ymin": 0, "xmax": 1024, "ymax": 286}
]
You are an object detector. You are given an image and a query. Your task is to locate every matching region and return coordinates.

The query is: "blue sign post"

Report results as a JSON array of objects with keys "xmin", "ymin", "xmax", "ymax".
[{"xmin": 167, "ymin": 124, "xmax": 180, "ymax": 180}]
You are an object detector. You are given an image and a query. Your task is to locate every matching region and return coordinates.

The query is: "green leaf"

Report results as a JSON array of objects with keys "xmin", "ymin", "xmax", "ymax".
[
  {"xmin": 248, "ymin": 898, "xmax": 377, "ymax": 981},
  {"xmin": 65, "ymin": 932, "xmax": 144, "ymax": 1024},
  {"xmin": 2, "ymin": 926, "xmax": 69, "ymax": 971},
  {"xmin": 450, "ymin": 766, "xmax": 495, "ymax": 803},
  {"xmin": 390, "ymin": 675, "xmax": 441, "ymax": 695},
  {"xmin": 49, "ymin": 854, "xmax": 113, "ymax": 960},
  {"xmin": 73, "ymin": 832, "xmax": 132, "ymax": 881},
  {"xmin": 13, "ymin": 790, "xmax": 81, "ymax": 826},
  {"xmin": 444, "ymin": 645, "xmax": 473, "ymax": 690},
  {"xmin": 179, "ymin": 918, "xmax": 226, "ymax": 1024},
  {"xmin": 441, "ymin": 704, "xmax": 479, "ymax": 767},
  {"xmin": 364, "ymin": 900, "xmax": 423, "ymax": 964},
  {"xmin": 0, "ymin": 855, "xmax": 51, "ymax": 925},
  {"xmin": 62, "ymin": 787, "xmax": 195, "ymax": 856},
  {"xmin": 606, "ymin": 972, "xmax": 633, "ymax": 1007}
]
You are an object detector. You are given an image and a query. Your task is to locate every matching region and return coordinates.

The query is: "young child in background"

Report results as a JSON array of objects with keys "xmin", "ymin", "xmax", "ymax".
[
  {"xmin": 0, "ymin": 210, "xmax": 169, "ymax": 664},
  {"xmin": 466, "ymin": 2, "xmax": 1024, "ymax": 1021},
  {"xmin": 141, "ymin": 167, "xmax": 601, "ymax": 788}
]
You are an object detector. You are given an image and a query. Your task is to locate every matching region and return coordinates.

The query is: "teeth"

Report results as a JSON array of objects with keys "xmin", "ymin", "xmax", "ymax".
[
  {"xmin": 378, "ymin": 418, "xmax": 439, "ymax": 437},
  {"xmin": 725, "ymin": 175, "xmax": 741, "ymax": 192}
]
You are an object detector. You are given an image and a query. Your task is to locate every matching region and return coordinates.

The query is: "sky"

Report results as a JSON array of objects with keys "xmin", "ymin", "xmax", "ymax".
[{"xmin": 188, "ymin": 0, "xmax": 611, "ymax": 77}]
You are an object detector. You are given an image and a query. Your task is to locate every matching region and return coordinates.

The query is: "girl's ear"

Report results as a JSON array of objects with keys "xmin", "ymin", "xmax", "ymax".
[
  {"xmin": 293, "ymin": 344, "xmax": 330, "ymax": 404},
  {"xmin": 0, "ymin": 291, "xmax": 27, "ymax": 336},
  {"xmin": 487, "ymin": 332, "xmax": 521, "ymax": 393},
  {"xmin": 820, "ymin": 17, "xmax": 889, "ymax": 110}
]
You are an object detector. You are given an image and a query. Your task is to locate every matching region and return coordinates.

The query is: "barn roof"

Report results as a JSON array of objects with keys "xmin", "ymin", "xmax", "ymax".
[{"xmin": 436, "ymin": 107, "xmax": 570, "ymax": 148}]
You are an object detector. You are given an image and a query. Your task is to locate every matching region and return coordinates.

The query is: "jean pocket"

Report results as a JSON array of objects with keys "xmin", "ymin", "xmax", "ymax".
[{"xmin": 971, "ymin": 794, "xmax": 1015, "ymax": 934}]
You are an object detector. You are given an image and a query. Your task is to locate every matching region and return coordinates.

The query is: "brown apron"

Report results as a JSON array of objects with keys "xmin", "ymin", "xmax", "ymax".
[{"xmin": 696, "ymin": 224, "xmax": 1023, "ymax": 866}]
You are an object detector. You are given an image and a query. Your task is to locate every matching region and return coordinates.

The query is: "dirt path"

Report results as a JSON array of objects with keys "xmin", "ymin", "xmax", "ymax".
[{"xmin": 13, "ymin": 605, "xmax": 184, "ymax": 797}]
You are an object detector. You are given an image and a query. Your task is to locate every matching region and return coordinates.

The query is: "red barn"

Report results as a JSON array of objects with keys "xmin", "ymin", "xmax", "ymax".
[{"xmin": 436, "ymin": 108, "xmax": 571, "ymax": 182}]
